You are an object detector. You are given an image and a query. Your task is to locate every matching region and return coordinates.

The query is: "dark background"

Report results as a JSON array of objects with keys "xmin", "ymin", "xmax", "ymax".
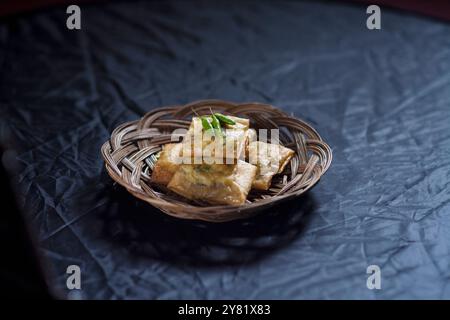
[{"xmin": 1, "ymin": 0, "xmax": 449, "ymax": 299}]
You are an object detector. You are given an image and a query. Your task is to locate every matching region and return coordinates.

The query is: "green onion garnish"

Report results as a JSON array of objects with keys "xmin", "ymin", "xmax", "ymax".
[
  {"xmin": 211, "ymin": 114, "xmax": 222, "ymax": 130},
  {"xmin": 201, "ymin": 116, "xmax": 214, "ymax": 131},
  {"xmin": 214, "ymin": 113, "xmax": 236, "ymax": 125}
]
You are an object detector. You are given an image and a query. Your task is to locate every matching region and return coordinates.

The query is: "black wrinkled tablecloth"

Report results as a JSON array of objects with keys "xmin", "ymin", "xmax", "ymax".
[{"xmin": 1, "ymin": 0, "xmax": 450, "ymax": 299}]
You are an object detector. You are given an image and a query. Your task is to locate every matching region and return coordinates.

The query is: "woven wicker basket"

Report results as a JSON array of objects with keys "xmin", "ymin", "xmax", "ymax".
[{"xmin": 101, "ymin": 100, "xmax": 332, "ymax": 222}]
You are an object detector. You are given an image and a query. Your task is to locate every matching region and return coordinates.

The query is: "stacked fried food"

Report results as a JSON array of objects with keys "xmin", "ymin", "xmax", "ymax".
[{"xmin": 151, "ymin": 113, "xmax": 294, "ymax": 205}]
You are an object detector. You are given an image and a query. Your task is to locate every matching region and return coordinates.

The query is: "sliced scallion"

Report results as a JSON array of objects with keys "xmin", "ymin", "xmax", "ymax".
[{"xmin": 214, "ymin": 113, "xmax": 236, "ymax": 125}]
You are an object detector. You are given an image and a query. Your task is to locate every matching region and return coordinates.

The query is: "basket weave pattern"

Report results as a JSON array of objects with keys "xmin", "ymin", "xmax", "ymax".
[{"xmin": 101, "ymin": 100, "xmax": 332, "ymax": 222}]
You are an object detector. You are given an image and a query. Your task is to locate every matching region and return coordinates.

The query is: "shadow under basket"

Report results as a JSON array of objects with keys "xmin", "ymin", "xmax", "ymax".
[{"xmin": 101, "ymin": 100, "xmax": 332, "ymax": 222}]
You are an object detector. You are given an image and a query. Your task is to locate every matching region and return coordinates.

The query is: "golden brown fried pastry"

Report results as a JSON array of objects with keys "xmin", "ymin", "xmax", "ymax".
[
  {"xmin": 247, "ymin": 141, "xmax": 295, "ymax": 190},
  {"xmin": 167, "ymin": 160, "xmax": 257, "ymax": 205},
  {"xmin": 245, "ymin": 128, "xmax": 257, "ymax": 154},
  {"xmin": 187, "ymin": 115, "xmax": 249, "ymax": 131},
  {"xmin": 151, "ymin": 143, "xmax": 183, "ymax": 185},
  {"xmin": 182, "ymin": 116, "xmax": 249, "ymax": 164}
]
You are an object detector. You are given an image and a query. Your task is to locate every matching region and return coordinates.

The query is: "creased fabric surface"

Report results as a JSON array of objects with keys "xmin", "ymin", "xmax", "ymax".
[{"xmin": 1, "ymin": 0, "xmax": 450, "ymax": 299}]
